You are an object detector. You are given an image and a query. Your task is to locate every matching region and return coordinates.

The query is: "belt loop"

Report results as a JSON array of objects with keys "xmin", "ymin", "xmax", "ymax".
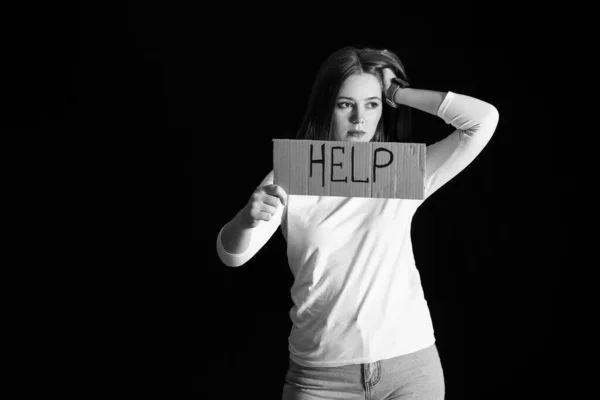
[{"xmin": 363, "ymin": 361, "xmax": 381, "ymax": 387}]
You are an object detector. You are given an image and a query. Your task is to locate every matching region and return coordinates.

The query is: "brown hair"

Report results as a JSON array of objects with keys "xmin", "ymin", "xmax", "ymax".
[{"xmin": 295, "ymin": 46, "xmax": 412, "ymax": 143}]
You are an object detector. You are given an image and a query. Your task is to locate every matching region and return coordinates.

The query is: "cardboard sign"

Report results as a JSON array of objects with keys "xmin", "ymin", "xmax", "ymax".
[{"xmin": 273, "ymin": 139, "xmax": 426, "ymax": 200}]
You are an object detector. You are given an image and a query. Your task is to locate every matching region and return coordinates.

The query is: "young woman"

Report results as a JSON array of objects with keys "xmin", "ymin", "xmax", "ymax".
[{"xmin": 217, "ymin": 46, "xmax": 499, "ymax": 399}]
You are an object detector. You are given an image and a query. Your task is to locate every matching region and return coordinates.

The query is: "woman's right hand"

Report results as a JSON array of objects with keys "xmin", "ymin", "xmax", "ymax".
[{"xmin": 238, "ymin": 184, "xmax": 288, "ymax": 229}]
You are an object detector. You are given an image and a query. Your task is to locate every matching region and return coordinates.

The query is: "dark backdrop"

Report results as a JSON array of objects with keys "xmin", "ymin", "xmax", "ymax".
[{"xmin": 16, "ymin": 3, "xmax": 561, "ymax": 399}]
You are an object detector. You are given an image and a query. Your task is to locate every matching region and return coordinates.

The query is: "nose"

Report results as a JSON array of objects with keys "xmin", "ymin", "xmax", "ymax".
[{"xmin": 351, "ymin": 107, "xmax": 365, "ymax": 124}]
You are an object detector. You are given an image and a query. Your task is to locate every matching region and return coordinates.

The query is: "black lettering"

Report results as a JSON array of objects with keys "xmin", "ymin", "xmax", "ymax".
[
  {"xmin": 330, "ymin": 146, "xmax": 347, "ymax": 183},
  {"xmin": 373, "ymin": 148, "xmax": 393, "ymax": 183},
  {"xmin": 310, "ymin": 143, "xmax": 326, "ymax": 187},
  {"xmin": 351, "ymin": 146, "xmax": 369, "ymax": 183}
]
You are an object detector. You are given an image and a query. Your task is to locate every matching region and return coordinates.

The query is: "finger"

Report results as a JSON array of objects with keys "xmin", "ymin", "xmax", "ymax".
[
  {"xmin": 265, "ymin": 185, "xmax": 287, "ymax": 206},
  {"xmin": 262, "ymin": 195, "xmax": 281, "ymax": 209},
  {"xmin": 264, "ymin": 184, "xmax": 288, "ymax": 206},
  {"xmin": 256, "ymin": 211, "xmax": 273, "ymax": 222},
  {"xmin": 258, "ymin": 186, "xmax": 280, "ymax": 207},
  {"xmin": 260, "ymin": 203, "xmax": 278, "ymax": 216}
]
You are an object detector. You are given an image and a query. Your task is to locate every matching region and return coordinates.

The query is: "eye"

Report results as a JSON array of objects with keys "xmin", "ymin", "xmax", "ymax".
[
  {"xmin": 337, "ymin": 102, "xmax": 353, "ymax": 109},
  {"xmin": 366, "ymin": 102, "xmax": 380, "ymax": 109}
]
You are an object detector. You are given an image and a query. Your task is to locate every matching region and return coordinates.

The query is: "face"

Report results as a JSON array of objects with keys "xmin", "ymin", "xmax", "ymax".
[{"xmin": 331, "ymin": 73, "xmax": 383, "ymax": 142}]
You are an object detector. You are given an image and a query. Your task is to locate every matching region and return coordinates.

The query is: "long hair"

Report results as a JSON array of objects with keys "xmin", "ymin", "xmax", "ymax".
[{"xmin": 295, "ymin": 46, "xmax": 412, "ymax": 143}]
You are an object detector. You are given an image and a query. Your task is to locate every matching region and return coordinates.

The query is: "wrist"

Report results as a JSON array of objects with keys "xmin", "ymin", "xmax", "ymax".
[
  {"xmin": 235, "ymin": 208, "xmax": 252, "ymax": 230},
  {"xmin": 385, "ymin": 83, "xmax": 402, "ymax": 108},
  {"xmin": 392, "ymin": 86, "xmax": 408, "ymax": 105},
  {"xmin": 389, "ymin": 84, "xmax": 401, "ymax": 104},
  {"xmin": 385, "ymin": 77, "xmax": 410, "ymax": 108},
  {"xmin": 385, "ymin": 82, "xmax": 398, "ymax": 108}
]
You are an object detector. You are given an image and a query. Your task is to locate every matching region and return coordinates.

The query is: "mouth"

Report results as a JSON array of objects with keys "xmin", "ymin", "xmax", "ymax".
[{"xmin": 348, "ymin": 129, "xmax": 367, "ymax": 137}]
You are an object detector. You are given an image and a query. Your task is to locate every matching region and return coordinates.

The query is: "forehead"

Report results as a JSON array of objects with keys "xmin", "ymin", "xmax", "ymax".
[{"xmin": 338, "ymin": 73, "xmax": 381, "ymax": 98}]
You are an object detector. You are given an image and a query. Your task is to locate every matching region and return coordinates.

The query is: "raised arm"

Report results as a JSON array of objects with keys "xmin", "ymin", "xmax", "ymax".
[
  {"xmin": 385, "ymin": 78, "xmax": 499, "ymax": 199},
  {"xmin": 420, "ymin": 91, "xmax": 499, "ymax": 198}
]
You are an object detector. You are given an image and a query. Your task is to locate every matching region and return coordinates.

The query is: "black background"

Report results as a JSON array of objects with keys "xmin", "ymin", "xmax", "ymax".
[{"xmin": 13, "ymin": 3, "xmax": 561, "ymax": 399}]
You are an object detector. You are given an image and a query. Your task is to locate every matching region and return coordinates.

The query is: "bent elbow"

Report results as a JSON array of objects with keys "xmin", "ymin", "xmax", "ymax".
[
  {"xmin": 485, "ymin": 104, "xmax": 500, "ymax": 130},
  {"xmin": 462, "ymin": 104, "xmax": 499, "ymax": 141},
  {"xmin": 220, "ymin": 257, "xmax": 246, "ymax": 268},
  {"xmin": 216, "ymin": 242, "xmax": 249, "ymax": 268}
]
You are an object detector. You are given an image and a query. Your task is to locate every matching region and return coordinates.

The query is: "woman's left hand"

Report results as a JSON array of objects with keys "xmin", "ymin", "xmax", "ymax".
[{"xmin": 382, "ymin": 68, "xmax": 397, "ymax": 102}]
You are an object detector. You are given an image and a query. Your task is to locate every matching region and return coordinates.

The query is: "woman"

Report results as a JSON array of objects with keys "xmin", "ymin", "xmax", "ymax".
[{"xmin": 216, "ymin": 46, "xmax": 499, "ymax": 399}]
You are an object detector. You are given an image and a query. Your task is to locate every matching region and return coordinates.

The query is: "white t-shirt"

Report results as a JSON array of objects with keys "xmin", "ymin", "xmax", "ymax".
[{"xmin": 217, "ymin": 92, "xmax": 499, "ymax": 367}]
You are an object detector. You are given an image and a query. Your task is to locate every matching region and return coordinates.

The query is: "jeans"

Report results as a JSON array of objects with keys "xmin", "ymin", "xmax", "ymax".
[{"xmin": 282, "ymin": 344, "xmax": 444, "ymax": 400}]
